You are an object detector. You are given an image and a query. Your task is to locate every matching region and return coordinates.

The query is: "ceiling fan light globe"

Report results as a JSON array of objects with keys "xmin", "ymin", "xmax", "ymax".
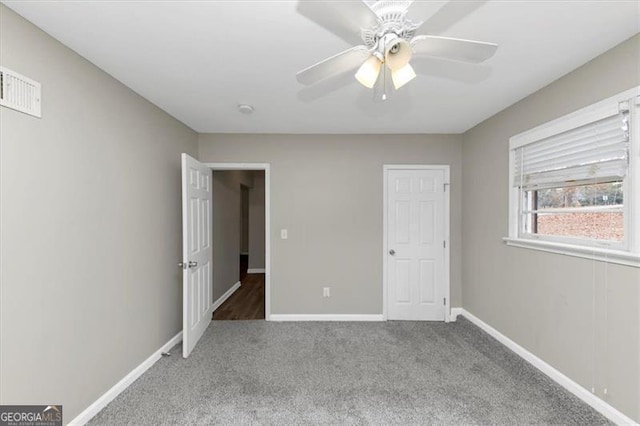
[
  {"xmin": 385, "ymin": 38, "xmax": 412, "ymax": 71},
  {"xmin": 392, "ymin": 63, "xmax": 416, "ymax": 90},
  {"xmin": 355, "ymin": 56, "xmax": 382, "ymax": 89}
]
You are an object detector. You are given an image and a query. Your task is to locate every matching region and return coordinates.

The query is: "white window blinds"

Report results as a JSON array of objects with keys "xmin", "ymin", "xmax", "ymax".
[{"xmin": 513, "ymin": 109, "xmax": 630, "ymax": 190}]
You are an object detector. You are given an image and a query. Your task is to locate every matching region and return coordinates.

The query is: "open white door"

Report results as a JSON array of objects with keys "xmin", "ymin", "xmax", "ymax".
[{"xmin": 181, "ymin": 154, "xmax": 213, "ymax": 358}]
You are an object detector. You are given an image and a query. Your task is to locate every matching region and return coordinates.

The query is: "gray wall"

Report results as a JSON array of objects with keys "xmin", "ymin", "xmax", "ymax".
[
  {"xmin": 461, "ymin": 34, "xmax": 640, "ymax": 421},
  {"xmin": 199, "ymin": 134, "xmax": 463, "ymax": 314},
  {"xmin": 248, "ymin": 171, "xmax": 266, "ymax": 270},
  {"xmin": 212, "ymin": 170, "xmax": 253, "ymax": 300},
  {"xmin": 0, "ymin": 5, "xmax": 198, "ymax": 423}
]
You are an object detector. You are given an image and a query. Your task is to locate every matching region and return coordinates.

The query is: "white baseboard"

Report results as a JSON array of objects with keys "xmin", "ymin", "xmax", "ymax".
[
  {"xmin": 212, "ymin": 281, "xmax": 241, "ymax": 312},
  {"xmin": 68, "ymin": 331, "xmax": 182, "ymax": 425},
  {"xmin": 460, "ymin": 309, "xmax": 637, "ymax": 426},
  {"xmin": 247, "ymin": 268, "xmax": 265, "ymax": 274},
  {"xmin": 450, "ymin": 307, "xmax": 462, "ymax": 321},
  {"xmin": 269, "ymin": 314, "xmax": 384, "ymax": 322}
]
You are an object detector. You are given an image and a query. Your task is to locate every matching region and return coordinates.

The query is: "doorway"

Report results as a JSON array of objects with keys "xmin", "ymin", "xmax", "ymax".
[
  {"xmin": 210, "ymin": 169, "xmax": 266, "ymax": 321},
  {"xmin": 180, "ymin": 157, "xmax": 271, "ymax": 357},
  {"xmin": 206, "ymin": 163, "xmax": 271, "ymax": 322},
  {"xmin": 383, "ymin": 165, "xmax": 451, "ymax": 322}
]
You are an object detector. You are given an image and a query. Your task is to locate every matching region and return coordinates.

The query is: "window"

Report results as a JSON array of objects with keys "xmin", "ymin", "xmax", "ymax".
[
  {"xmin": 526, "ymin": 182, "xmax": 624, "ymax": 242},
  {"xmin": 505, "ymin": 87, "xmax": 640, "ymax": 267}
]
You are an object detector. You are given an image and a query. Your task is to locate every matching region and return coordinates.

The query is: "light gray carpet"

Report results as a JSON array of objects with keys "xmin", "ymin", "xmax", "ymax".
[{"xmin": 89, "ymin": 318, "xmax": 609, "ymax": 425}]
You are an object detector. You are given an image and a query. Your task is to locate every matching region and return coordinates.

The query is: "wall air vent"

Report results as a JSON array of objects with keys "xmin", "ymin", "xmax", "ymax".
[{"xmin": 0, "ymin": 66, "xmax": 41, "ymax": 118}]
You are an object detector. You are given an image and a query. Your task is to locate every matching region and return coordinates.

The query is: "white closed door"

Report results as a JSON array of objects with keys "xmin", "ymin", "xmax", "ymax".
[
  {"xmin": 181, "ymin": 154, "xmax": 213, "ymax": 358},
  {"xmin": 387, "ymin": 168, "xmax": 447, "ymax": 321}
]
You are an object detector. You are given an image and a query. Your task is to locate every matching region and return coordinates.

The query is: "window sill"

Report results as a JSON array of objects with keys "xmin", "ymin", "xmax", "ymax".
[{"xmin": 502, "ymin": 237, "xmax": 640, "ymax": 268}]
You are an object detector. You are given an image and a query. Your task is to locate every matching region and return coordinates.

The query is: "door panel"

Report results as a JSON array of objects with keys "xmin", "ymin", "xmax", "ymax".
[
  {"xmin": 182, "ymin": 154, "xmax": 213, "ymax": 358},
  {"xmin": 394, "ymin": 259, "xmax": 411, "ymax": 303},
  {"xmin": 387, "ymin": 168, "xmax": 446, "ymax": 321},
  {"xmin": 419, "ymin": 201, "xmax": 435, "ymax": 244},
  {"xmin": 395, "ymin": 201, "xmax": 411, "ymax": 243},
  {"xmin": 419, "ymin": 259, "xmax": 435, "ymax": 303}
]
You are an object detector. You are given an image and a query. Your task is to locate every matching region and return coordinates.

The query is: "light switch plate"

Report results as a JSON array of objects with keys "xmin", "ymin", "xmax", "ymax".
[{"xmin": 281, "ymin": 229, "xmax": 288, "ymax": 239}]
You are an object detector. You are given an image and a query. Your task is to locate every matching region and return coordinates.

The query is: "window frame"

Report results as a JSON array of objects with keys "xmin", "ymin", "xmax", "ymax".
[{"xmin": 504, "ymin": 86, "xmax": 640, "ymax": 268}]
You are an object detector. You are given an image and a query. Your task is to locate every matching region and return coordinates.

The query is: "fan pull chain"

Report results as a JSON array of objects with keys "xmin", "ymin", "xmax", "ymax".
[{"xmin": 382, "ymin": 64, "xmax": 387, "ymax": 101}]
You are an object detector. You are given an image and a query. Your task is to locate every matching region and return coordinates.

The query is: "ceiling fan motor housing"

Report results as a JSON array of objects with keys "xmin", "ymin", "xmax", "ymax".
[
  {"xmin": 361, "ymin": 0, "xmax": 420, "ymax": 70},
  {"xmin": 361, "ymin": 0, "xmax": 421, "ymax": 49}
]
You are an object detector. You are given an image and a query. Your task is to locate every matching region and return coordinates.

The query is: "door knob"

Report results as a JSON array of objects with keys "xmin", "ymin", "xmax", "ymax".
[
  {"xmin": 178, "ymin": 262, "xmax": 186, "ymax": 269},
  {"xmin": 188, "ymin": 261, "xmax": 198, "ymax": 268},
  {"xmin": 389, "ymin": 249, "xmax": 395, "ymax": 255}
]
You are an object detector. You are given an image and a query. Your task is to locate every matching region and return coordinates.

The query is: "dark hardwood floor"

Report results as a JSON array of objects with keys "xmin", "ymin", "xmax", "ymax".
[{"xmin": 213, "ymin": 272, "xmax": 265, "ymax": 320}]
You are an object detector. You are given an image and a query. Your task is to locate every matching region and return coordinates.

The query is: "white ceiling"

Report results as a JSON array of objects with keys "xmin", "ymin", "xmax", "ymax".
[{"xmin": 3, "ymin": 0, "xmax": 639, "ymax": 134}]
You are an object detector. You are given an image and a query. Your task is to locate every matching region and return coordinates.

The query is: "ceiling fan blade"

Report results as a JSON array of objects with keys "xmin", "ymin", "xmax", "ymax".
[
  {"xmin": 405, "ymin": 1, "xmax": 448, "ymax": 27},
  {"xmin": 297, "ymin": 46, "xmax": 371, "ymax": 86},
  {"xmin": 412, "ymin": 57, "xmax": 492, "ymax": 83},
  {"xmin": 411, "ymin": 35, "xmax": 497, "ymax": 63},
  {"xmin": 297, "ymin": 72, "xmax": 356, "ymax": 103},
  {"xmin": 297, "ymin": 0, "xmax": 381, "ymax": 45},
  {"xmin": 412, "ymin": 1, "xmax": 488, "ymax": 35}
]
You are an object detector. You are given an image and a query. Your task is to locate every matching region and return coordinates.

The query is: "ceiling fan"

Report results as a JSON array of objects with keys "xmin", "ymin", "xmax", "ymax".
[{"xmin": 296, "ymin": 0, "xmax": 498, "ymax": 99}]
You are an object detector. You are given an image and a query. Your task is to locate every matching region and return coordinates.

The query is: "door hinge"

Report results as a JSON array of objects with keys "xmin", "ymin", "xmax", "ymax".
[
  {"xmin": 444, "ymin": 183, "xmax": 449, "ymax": 192},
  {"xmin": 443, "ymin": 240, "xmax": 446, "ymax": 248},
  {"xmin": 443, "ymin": 297, "xmax": 446, "ymax": 306}
]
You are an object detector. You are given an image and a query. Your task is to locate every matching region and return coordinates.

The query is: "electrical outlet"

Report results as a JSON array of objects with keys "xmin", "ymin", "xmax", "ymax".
[{"xmin": 323, "ymin": 287, "xmax": 330, "ymax": 297}]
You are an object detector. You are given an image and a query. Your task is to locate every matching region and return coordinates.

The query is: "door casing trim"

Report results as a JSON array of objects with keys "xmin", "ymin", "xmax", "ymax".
[{"xmin": 382, "ymin": 165, "xmax": 451, "ymax": 322}]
